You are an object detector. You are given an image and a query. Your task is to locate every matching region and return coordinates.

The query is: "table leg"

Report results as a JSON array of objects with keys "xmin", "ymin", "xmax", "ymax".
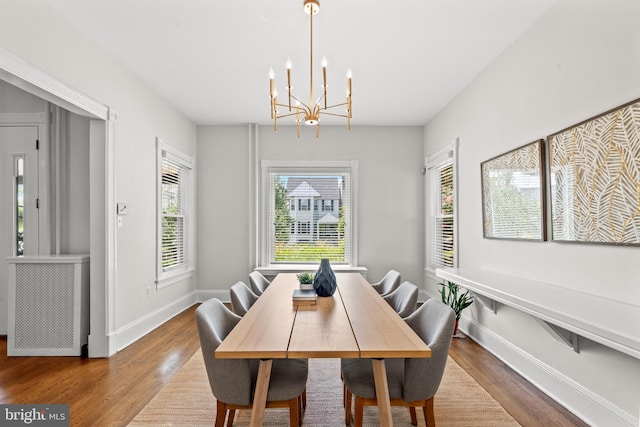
[
  {"xmin": 372, "ymin": 359, "xmax": 393, "ymax": 427},
  {"xmin": 250, "ymin": 359, "xmax": 273, "ymax": 427}
]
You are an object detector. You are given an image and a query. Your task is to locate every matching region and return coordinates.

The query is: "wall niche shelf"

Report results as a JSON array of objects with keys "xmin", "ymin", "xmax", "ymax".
[{"xmin": 436, "ymin": 267, "xmax": 640, "ymax": 359}]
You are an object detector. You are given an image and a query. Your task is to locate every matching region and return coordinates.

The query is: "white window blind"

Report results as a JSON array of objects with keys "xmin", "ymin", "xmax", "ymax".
[
  {"xmin": 427, "ymin": 143, "xmax": 457, "ymax": 270},
  {"xmin": 156, "ymin": 139, "xmax": 194, "ymax": 287},
  {"xmin": 265, "ymin": 166, "xmax": 354, "ymax": 265}
]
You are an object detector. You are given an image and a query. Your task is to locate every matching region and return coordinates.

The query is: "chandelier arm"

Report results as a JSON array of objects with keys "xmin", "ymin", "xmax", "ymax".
[
  {"xmin": 289, "ymin": 95, "xmax": 312, "ymax": 112},
  {"xmin": 320, "ymin": 112, "xmax": 350, "ymax": 118},
  {"xmin": 274, "ymin": 102, "xmax": 311, "ymax": 117},
  {"xmin": 276, "ymin": 111, "xmax": 305, "ymax": 119},
  {"xmin": 312, "ymin": 94, "xmax": 327, "ymax": 111},
  {"xmin": 321, "ymin": 102, "xmax": 348, "ymax": 110}
]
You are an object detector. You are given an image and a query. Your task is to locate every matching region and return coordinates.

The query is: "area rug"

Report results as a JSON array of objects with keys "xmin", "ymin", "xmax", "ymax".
[{"xmin": 128, "ymin": 350, "xmax": 520, "ymax": 426}]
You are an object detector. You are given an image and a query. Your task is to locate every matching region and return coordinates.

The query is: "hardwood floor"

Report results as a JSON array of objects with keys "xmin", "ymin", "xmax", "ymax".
[
  {"xmin": 449, "ymin": 335, "xmax": 588, "ymax": 427},
  {"xmin": 0, "ymin": 306, "xmax": 201, "ymax": 427},
  {"xmin": 0, "ymin": 304, "xmax": 588, "ymax": 427}
]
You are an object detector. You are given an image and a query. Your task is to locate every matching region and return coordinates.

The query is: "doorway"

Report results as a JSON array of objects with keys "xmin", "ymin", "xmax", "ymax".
[
  {"xmin": 1, "ymin": 47, "xmax": 116, "ymax": 357},
  {"xmin": 0, "ymin": 126, "xmax": 39, "ymax": 334}
]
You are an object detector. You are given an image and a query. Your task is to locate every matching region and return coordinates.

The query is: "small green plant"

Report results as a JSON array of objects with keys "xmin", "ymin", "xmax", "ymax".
[
  {"xmin": 439, "ymin": 281, "xmax": 474, "ymax": 320},
  {"xmin": 296, "ymin": 272, "xmax": 314, "ymax": 284}
]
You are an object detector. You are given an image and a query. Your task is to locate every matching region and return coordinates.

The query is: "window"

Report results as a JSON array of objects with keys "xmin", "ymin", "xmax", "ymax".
[
  {"xmin": 297, "ymin": 221, "xmax": 311, "ymax": 234},
  {"xmin": 261, "ymin": 160, "xmax": 358, "ymax": 266},
  {"xmin": 427, "ymin": 142, "xmax": 458, "ymax": 271},
  {"xmin": 298, "ymin": 198, "xmax": 311, "ymax": 211},
  {"xmin": 322, "ymin": 200, "xmax": 334, "ymax": 211},
  {"xmin": 15, "ymin": 156, "xmax": 24, "ymax": 256},
  {"xmin": 156, "ymin": 138, "xmax": 195, "ymax": 287}
]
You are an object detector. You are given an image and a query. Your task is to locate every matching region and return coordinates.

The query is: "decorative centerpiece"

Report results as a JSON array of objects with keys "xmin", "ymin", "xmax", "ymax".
[
  {"xmin": 296, "ymin": 272, "xmax": 314, "ymax": 291},
  {"xmin": 313, "ymin": 258, "xmax": 337, "ymax": 297},
  {"xmin": 439, "ymin": 281, "xmax": 474, "ymax": 336}
]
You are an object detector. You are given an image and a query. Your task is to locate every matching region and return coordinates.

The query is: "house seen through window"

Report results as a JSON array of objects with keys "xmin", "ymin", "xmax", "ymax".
[{"xmin": 268, "ymin": 170, "xmax": 352, "ymax": 264}]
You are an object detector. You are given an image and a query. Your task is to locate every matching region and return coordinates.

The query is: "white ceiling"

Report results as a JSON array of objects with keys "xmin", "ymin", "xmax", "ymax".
[{"xmin": 44, "ymin": 0, "xmax": 556, "ymax": 127}]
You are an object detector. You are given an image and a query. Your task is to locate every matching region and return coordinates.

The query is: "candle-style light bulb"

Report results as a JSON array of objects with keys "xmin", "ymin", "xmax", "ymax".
[
  {"xmin": 286, "ymin": 59, "xmax": 292, "ymax": 111},
  {"xmin": 269, "ymin": 67, "xmax": 275, "ymax": 99},
  {"xmin": 322, "ymin": 56, "xmax": 328, "ymax": 109},
  {"xmin": 346, "ymin": 68, "xmax": 352, "ymax": 124},
  {"xmin": 269, "ymin": 68, "xmax": 275, "ymax": 118}
]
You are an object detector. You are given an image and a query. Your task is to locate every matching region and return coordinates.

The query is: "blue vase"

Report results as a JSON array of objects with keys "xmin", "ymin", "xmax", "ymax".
[{"xmin": 313, "ymin": 258, "xmax": 337, "ymax": 297}]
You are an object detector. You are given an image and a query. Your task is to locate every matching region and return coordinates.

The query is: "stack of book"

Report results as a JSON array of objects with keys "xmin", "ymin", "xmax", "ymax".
[{"xmin": 292, "ymin": 289, "xmax": 317, "ymax": 306}]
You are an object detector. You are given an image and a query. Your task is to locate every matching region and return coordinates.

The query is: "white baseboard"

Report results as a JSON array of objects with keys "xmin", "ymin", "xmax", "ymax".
[
  {"xmin": 113, "ymin": 292, "xmax": 198, "ymax": 352},
  {"xmin": 459, "ymin": 316, "xmax": 637, "ymax": 427},
  {"xmin": 110, "ymin": 289, "xmax": 233, "ymax": 354}
]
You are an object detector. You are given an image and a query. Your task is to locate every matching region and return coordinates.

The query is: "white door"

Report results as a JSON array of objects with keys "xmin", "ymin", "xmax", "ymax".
[{"xmin": 0, "ymin": 126, "xmax": 39, "ymax": 334}]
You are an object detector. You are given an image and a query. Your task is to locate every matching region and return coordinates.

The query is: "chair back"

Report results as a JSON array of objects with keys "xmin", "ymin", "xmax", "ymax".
[
  {"xmin": 383, "ymin": 281, "xmax": 418, "ymax": 318},
  {"xmin": 230, "ymin": 281, "xmax": 259, "ymax": 316},
  {"xmin": 195, "ymin": 298, "xmax": 255, "ymax": 405},
  {"xmin": 402, "ymin": 298, "xmax": 455, "ymax": 402},
  {"xmin": 249, "ymin": 271, "xmax": 271, "ymax": 296},
  {"xmin": 371, "ymin": 269, "xmax": 401, "ymax": 296}
]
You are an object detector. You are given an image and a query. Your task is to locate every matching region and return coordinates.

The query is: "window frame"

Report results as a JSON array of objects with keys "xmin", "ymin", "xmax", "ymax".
[
  {"xmin": 298, "ymin": 198, "xmax": 311, "ymax": 211},
  {"xmin": 259, "ymin": 160, "xmax": 359, "ymax": 268},
  {"xmin": 156, "ymin": 138, "xmax": 195, "ymax": 288},
  {"xmin": 426, "ymin": 141, "xmax": 458, "ymax": 274}
]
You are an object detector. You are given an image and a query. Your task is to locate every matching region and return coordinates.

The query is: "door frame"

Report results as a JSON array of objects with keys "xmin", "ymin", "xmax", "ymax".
[{"xmin": 0, "ymin": 47, "xmax": 118, "ymax": 357}]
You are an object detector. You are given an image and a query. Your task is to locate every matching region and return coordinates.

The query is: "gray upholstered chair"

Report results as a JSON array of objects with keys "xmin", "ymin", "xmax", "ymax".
[
  {"xmin": 370, "ymin": 269, "xmax": 402, "ymax": 296},
  {"xmin": 341, "ymin": 298, "xmax": 455, "ymax": 427},
  {"xmin": 248, "ymin": 271, "xmax": 271, "ymax": 296},
  {"xmin": 195, "ymin": 298, "xmax": 308, "ymax": 427},
  {"xmin": 383, "ymin": 281, "xmax": 419, "ymax": 318},
  {"xmin": 229, "ymin": 281, "xmax": 259, "ymax": 316}
]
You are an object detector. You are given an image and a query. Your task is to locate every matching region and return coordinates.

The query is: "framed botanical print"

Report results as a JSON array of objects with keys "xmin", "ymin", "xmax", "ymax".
[
  {"xmin": 547, "ymin": 98, "xmax": 640, "ymax": 245},
  {"xmin": 481, "ymin": 140, "xmax": 546, "ymax": 241}
]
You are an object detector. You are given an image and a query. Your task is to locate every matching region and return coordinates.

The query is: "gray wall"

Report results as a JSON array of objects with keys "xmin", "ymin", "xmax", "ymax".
[
  {"xmin": 196, "ymin": 124, "xmax": 425, "ymax": 294},
  {"xmin": 1, "ymin": 1, "xmax": 197, "ymax": 337},
  {"xmin": 424, "ymin": 0, "xmax": 640, "ymax": 425}
]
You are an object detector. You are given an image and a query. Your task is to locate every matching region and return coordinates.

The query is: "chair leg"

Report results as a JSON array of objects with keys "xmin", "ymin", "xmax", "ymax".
[
  {"xmin": 343, "ymin": 383, "xmax": 346, "ymax": 407},
  {"xmin": 302, "ymin": 389, "xmax": 307, "ymax": 410},
  {"xmin": 215, "ymin": 401, "xmax": 226, "ymax": 427},
  {"xmin": 354, "ymin": 396, "xmax": 364, "ymax": 427},
  {"xmin": 225, "ymin": 409, "xmax": 235, "ymax": 427},
  {"xmin": 288, "ymin": 397, "xmax": 299, "ymax": 427},
  {"xmin": 423, "ymin": 397, "xmax": 435, "ymax": 427},
  {"xmin": 344, "ymin": 388, "xmax": 352, "ymax": 425},
  {"xmin": 409, "ymin": 406, "xmax": 417, "ymax": 426}
]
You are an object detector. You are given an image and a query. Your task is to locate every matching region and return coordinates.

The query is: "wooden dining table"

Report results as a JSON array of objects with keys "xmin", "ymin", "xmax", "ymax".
[{"xmin": 215, "ymin": 272, "xmax": 431, "ymax": 427}]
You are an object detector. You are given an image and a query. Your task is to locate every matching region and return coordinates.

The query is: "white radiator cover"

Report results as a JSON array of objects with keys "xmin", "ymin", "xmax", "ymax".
[{"xmin": 7, "ymin": 255, "xmax": 90, "ymax": 356}]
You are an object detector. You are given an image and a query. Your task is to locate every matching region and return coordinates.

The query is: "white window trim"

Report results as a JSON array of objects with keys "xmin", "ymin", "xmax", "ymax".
[
  {"xmin": 425, "ymin": 139, "xmax": 458, "ymax": 277},
  {"xmin": 156, "ymin": 138, "xmax": 195, "ymax": 288},
  {"xmin": 259, "ymin": 160, "xmax": 359, "ymax": 269}
]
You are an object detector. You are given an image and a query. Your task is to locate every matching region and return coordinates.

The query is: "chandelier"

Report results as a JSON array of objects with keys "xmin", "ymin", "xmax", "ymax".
[{"xmin": 269, "ymin": 0, "xmax": 352, "ymax": 138}]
